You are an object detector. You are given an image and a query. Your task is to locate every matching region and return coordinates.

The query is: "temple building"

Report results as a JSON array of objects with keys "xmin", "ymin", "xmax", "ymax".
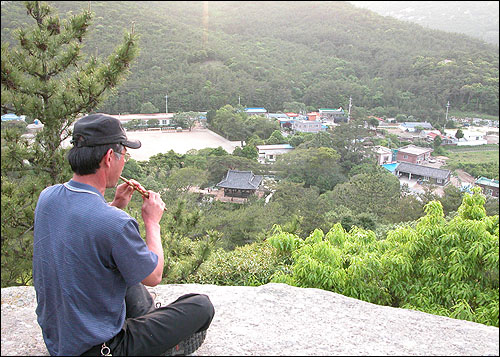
[{"xmin": 216, "ymin": 170, "xmax": 263, "ymax": 198}]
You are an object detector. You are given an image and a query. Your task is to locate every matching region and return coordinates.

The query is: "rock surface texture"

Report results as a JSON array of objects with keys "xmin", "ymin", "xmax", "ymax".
[{"xmin": 2, "ymin": 283, "xmax": 499, "ymax": 356}]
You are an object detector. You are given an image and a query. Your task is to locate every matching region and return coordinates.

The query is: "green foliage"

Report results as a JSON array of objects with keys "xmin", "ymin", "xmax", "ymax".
[
  {"xmin": 323, "ymin": 170, "xmax": 400, "ymax": 221},
  {"xmin": 267, "ymin": 225, "xmax": 304, "ymax": 255},
  {"xmin": 330, "ymin": 120, "xmax": 374, "ymax": 171},
  {"xmin": 210, "ymin": 105, "xmax": 248, "ymax": 141},
  {"xmin": 140, "ymin": 101, "xmax": 159, "ymax": 114},
  {"xmin": 122, "ymin": 119, "xmax": 145, "ymax": 131},
  {"xmin": 265, "ymin": 130, "xmax": 287, "ymax": 145},
  {"xmin": 188, "ymin": 242, "xmax": 286, "ymax": 286},
  {"xmin": 3, "ymin": 2, "xmax": 496, "ymax": 117},
  {"xmin": 1, "ymin": 1, "xmax": 138, "ymax": 287},
  {"xmin": 274, "ymin": 146, "xmax": 342, "ymax": 193},
  {"xmin": 455, "ymin": 162, "xmax": 499, "ymax": 181},
  {"xmin": 161, "ymin": 229, "xmax": 221, "ymax": 283},
  {"xmin": 282, "ymin": 101, "xmax": 307, "ymax": 113},
  {"xmin": 266, "ymin": 188, "xmax": 499, "ymax": 327},
  {"xmin": 232, "ymin": 145, "xmax": 258, "ymax": 161},
  {"xmin": 446, "ymin": 144, "xmax": 499, "ymax": 180},
  {"xmin": 269, "ymin": 181, "xmax": 320, "ymax": 235},
  {"xmin": 172, "ymin": 111, "xmax": 199, "ymax": 130}
]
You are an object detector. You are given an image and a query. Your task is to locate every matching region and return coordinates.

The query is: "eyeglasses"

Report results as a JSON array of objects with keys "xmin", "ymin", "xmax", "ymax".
[{"xmin": 115, "ymin": 150, "xmax": 131, "ymax": 162}]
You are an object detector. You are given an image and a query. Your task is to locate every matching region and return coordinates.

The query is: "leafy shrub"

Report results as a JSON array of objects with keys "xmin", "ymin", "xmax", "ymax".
[
  {"xmin": 187, "ymin": 242, "xmax": 286, "ymax": 286},
  {"xmin": 267, "ymin": 187, "xmax": 499, "ymax": 327}
]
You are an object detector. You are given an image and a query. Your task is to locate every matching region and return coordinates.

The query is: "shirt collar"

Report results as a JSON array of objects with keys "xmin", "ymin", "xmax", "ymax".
[{"xmin": 64, "ymin": 179, "xmax": 106, "ymax": 201}]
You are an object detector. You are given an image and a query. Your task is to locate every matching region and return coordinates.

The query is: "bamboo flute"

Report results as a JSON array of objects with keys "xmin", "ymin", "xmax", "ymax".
[{"xmin": 119, "ymin": 175, "xmax": 167, "ymax": 211}]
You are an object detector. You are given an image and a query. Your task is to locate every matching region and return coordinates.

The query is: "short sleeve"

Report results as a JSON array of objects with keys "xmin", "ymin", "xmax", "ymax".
[{"xmin": 111, "ymin": 219, "xmax": 158, "ymax": 286}]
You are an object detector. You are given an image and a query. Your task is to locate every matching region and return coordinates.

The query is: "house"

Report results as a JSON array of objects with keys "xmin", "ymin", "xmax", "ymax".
[
  {"xmin": 399, "ymin": 122, "xmax": 433, "ymax": 132},
  {"xmin": 319, "ymin": 108, "xmax": 347, "ymax": 122},
  {"xmin": 1, "ymin": 113, "xmax": 26, "ymax": 122},
  {"xmin": 396, "ymin": 144, "xmax": 433, "ymax": 164},
  {"xmin": 373, "ymin": 145, "xmax": 394, "ymax": 165},
  {"xmin": 425, "ymin": 132, "xmax": 456, "ymax": 145},
  {"xmin": 26, "ymin": 121, "xmax": 44, "ymax": 133},
  {"xmin": 395, "ymin": 162, "xmax": 451, "ymax": 186},
  {"xmin": 456, "ymin": 130, "xmax": 488, "ymax": 146},
  {"xmin": 268, "ymin": 113, "xmax": 289, "ymax": 121},
  {"xmin": 245, "ymin": 108, "xmax": 268, "ymax": 117},
  {"xmin": 307, "ymin": 112, "xmax": 321, "ymax": 121},
  {"xmin": 216, "ymin": 170, "xmax": 263, "ymax": 198},
  {"xmin": 474, "ymin": 177, "xmax": 499, "ymax": 197},
  {"xmin": 292, "ymin": 120, "xmax": 325, "ymax": 133},
  {"xmin": 256, "ymin": 144, "xmax": 294, "ymax": 164}
]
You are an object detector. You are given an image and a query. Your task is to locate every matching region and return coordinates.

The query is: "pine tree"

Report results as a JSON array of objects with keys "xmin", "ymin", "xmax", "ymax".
[
  {"xmin": 2, "ymin": 0, "xmax": 139, "ymax": 181},
  {"xmin": 1, "ymin": 1, "xmax": 139, "ymax": 287}
]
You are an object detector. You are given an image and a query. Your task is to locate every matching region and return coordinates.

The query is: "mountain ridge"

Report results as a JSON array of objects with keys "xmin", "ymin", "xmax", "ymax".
[
  {"xmin": 1, "ymin": 1, "xmax": 498, "ymax": 119},
  {"xmin": 349, "ymin": 1, "xmax": 499, "ymax": 46}
]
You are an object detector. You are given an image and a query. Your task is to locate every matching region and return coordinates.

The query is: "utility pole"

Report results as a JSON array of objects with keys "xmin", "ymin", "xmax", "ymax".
[
  {"xmin": 347, "ymin": 96, "xmax": 352, "ymax": 123},
  {"xmin": 445, "ymin": 101, "xmax": 450, "ymax": 122},
  {"xmin": 165, "ymin": 94, "xmax": 168, "ymax": 114},
  {"xmin": 238, "ymin": 95, "xmax": 241, "ymax": 106}
]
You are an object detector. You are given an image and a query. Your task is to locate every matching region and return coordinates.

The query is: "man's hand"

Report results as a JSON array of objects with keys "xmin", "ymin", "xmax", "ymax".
[
  {"xmin": 141, "ymin": 191, "xmax": 165, "ymax": 225},
  {"xmin": 141, "ymin": 190, "xmax": 166, "ymax": 286},
  {"xmin": 110, "ymin": 179, "xmax": 144, "ymax": 209}
]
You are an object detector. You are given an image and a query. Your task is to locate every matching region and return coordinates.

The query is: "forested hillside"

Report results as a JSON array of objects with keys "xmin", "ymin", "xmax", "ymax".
[{"xmin": 1, "ymin": 1, "xmax": 498, "ymax": 120}]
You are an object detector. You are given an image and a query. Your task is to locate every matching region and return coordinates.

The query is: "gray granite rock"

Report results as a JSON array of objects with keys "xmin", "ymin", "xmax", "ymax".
[{"xmin": 2, "ymin": 283, "xmax": 498, "ymax": 356}]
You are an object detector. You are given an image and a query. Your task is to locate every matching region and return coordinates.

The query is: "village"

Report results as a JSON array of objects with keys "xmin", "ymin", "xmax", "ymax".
[{"xmin": 2, "ymin": 107, "xmax": 499, "ymax": 203}]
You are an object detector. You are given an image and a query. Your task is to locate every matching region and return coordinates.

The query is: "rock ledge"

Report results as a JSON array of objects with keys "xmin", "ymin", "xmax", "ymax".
[{"xmin": 2, "ymin": 283, "xmax": 498, "ymax": 355}]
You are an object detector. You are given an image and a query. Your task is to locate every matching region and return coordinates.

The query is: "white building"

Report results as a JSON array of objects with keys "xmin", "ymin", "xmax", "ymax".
[
  {"xmin": 456, "ymin": 130, "xmax": 488, "ymax": 146},
  {"xmin": 292, "ymin": 120, "xmax": 325, "ymax": 133},
  {"xmin": 256, "ymin": 144, "xmax": 294, "ymax": 164},
  {"xmin": 373, "ymin": 145, "xmax": 393, "ymax": 165},
  {"xmin": 113, "ymin": 113, "xmax": 174, "ymax": 127},
  {"xmin": 399, "ymin": 122, "xmax": 433, "ymax": 132}
]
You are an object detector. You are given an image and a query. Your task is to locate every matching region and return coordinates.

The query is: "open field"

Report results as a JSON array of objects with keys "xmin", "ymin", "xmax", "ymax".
[
  {"xmin": 442, "ymin": 145, "xmax": 499, "ymax": 180},
  {"xmin": 444, "ymin": 150, "xmax": 498, "ymax": 167},
  {"xmin": 125, "ymin": 128, "xmax": 241, "ymax": 161}
]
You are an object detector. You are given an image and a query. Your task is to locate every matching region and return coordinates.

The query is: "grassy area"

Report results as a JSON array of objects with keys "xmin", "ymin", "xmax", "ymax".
[
  {"xmin": 449, "ymin": 110, "xmax": 499, "ymax": 121},
  {"xmin": 444, "ymin": 144, "xmax": 499, "ymax": 153},
  {"xmin": 445, "ymin": 149, "xmax": 498, "ymax": 165},
  {"xmin": 443, "ymin": 145, "xmax": 499, "ymax": 179}
]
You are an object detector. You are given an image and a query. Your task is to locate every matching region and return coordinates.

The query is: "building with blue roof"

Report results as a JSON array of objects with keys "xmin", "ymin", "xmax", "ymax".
[
  {"xmin": 1, "ymin": 113, "xmax": 26, "ymax": 121},
  {"xmin": 399, "ymin": 122, "xmax": 433, "ymax": 132},
  {"xmin": 245, "ymin": 108, "xmax": 268, "ymax": 116},
  {"xmin": 475, "ymin": 177, "xmax": 499, "ymax": 197}
]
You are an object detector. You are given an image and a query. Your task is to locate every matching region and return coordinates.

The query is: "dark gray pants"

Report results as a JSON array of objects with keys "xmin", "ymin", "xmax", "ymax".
[{"xmin": 82, "ymin": 284, "xmax": 215, "ymax": 356}]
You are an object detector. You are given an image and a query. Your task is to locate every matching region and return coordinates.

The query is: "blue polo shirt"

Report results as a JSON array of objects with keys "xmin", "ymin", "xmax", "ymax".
[{"xmin": 33, "ymin": 180, "xmax": 158, "ymax": 356}]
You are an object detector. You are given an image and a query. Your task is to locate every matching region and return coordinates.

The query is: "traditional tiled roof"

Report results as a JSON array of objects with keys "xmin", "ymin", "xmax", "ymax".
[
  {"xmin": 216, "ymin": 170, "xmax": 263, "ymax": 190},
  {"xmin": 396, "ymin": 162, "xmax": 451, "ymax": 180}
]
